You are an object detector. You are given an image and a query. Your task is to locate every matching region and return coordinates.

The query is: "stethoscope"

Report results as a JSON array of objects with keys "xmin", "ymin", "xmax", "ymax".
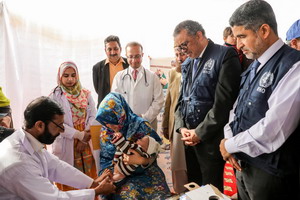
[{"xmin": 121, "ymin": 68, "xmax": 149, "ymax": 94}]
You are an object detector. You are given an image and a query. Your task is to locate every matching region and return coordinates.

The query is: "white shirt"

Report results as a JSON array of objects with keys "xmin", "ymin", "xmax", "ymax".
[
  {"xmin": 0, "ymin": 129, "xmax": 95, "ymax": 200},
  {"xmin": 111, "ymin": 66, "xmax": 164, "ymax": 124},
  {"xmin": 224, "ymin": 39, "xmax": 300, "ymax": 157}
]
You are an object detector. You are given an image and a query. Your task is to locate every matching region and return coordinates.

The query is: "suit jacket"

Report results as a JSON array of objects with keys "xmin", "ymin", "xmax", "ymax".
[
  {"xmin": 92, "ymin": 57, "xmax": 129, "ymax": 108},
  {"xmin": 161, "ymin": 69, "xmax": 181, "ymax": 140},
  {"xmin": 175, "ymin": 40, "xmax": 242, "ymax": 160}
]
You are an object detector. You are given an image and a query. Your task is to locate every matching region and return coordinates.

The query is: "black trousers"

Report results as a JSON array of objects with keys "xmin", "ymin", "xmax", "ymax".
[
  {"xmin": 236, "ymin": 161, "xmax": 300, "ymax": 200},
  {"xmin": 185, "ymin": 145, "xmax": 225, "ymax": 192}
]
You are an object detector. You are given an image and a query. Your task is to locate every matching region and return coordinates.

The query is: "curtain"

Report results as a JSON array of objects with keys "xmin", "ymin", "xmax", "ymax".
[{"xmin": 1, "ymin": 0, "xmax": 299, "ymax": 128}]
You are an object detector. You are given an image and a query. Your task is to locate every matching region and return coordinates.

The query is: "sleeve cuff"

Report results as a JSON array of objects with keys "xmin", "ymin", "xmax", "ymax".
[
  {"xmin": 74, "ymin": 131, "xmax": 84, "ymax": 141},
  {"xmin": 88, "ymin": 179, "xmax": 95, "ymax": 188},
  {"xmin": 224, "ymin": 123, "xmax": 233, "ymax": 139},
  {"xmin": 225, "ymin": 138, "xmax": 238, "ymax": 154}
]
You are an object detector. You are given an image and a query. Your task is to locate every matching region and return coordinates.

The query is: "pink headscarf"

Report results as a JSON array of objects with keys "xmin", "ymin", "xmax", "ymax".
[{"xmin": 57, "ymin": 61, "xmax": 90, "ymax": 127}]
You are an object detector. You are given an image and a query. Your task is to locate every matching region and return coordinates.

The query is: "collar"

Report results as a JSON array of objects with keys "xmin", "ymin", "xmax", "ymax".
[
  {"xmin": 194, "ymin": 43, "xmax": 208, "ymax": 59},
  {"xmin": 256, "ymin": 38, "xmax": 284, "ymax": 71},
  {"xmin": 129, "ymin": 66, "xmax": 143, "ymax": 73},
  {"xmin": 105, "ymin": 57, "xmax": 125, "ymax": 65},
  {"xmin": 24, "ymin": 129, "xmax": 44, "ymax": 152}
]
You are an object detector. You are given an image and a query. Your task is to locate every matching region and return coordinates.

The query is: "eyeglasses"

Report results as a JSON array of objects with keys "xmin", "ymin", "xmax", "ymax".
[
  {"xmin": 49, "ymin": 119, "xmax": 65, "ymax": 132},
  {"xmin": 127, "ymin": 54, "xmax": 142, "ymax": 59},
  {"xmin": 176, "ymin": 41, "xmax": 189, "ymax": 53}
]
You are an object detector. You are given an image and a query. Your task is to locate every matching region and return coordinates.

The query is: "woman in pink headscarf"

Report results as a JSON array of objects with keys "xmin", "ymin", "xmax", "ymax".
[{"xmin": 49, "ymin": 61, "xmax": 97, "ymax": 191}]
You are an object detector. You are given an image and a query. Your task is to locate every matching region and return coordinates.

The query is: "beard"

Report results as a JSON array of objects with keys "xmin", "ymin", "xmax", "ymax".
[
  {"xmin": 243, "ymin": 34, "xmax": 265, "ymax": 60},
  {"xmin": 37, "ymin": 126, "xmax": 59, "ymax": 144}
]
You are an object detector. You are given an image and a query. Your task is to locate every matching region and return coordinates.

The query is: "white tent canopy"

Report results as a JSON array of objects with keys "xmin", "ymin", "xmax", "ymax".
[{"xmin": 1, "ymin": 0, "xmax": 299, "ymax": 127}]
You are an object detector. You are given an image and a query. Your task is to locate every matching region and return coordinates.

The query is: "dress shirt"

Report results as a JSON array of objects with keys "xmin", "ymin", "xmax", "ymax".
[
  {"xmin": 25, "ymin": 130, "xmax": 44, "ymax": 152},
  {"xmin": 128, "ymin": 66, "xmax": 142, "ymax": 79},
  {"xmin": 224, "ymin": 39, "xmax": 300, "ymax": 157},
  {"xmin": 0, "ymin": 129, "xmax": 95, "ymax": 200},
  {"xmin": 106, "ymin": 57, "xmax": 126, "ymax": 88}
]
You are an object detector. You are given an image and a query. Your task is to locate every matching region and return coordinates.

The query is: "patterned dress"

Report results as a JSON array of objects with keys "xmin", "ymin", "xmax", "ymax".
[
  {"xmin": 53, "ymin": 61, "xmax": 97, "ymax": 191},
  {"xmin": 96, "ymin": 92, "xmax": 170, "ymax": 199}
]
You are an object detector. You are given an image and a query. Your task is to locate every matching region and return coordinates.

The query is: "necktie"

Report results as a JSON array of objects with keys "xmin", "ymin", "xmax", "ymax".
[
  {"xmin": 192, "ymin": 58, "xmax": 201, "ymax": 79},
  {"xmin": 249, "ymin": 60, "xmax": 260, "ymax": 83},
  {"xmin": 132, "ymin": 69, "xmax": 138, "ymax": 81}
]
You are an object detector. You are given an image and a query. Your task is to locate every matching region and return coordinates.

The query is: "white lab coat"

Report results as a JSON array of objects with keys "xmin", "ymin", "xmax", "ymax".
[
  {"xmin": 111, "ymin": 66, "xmax": 164, "ymax": 130},
  {"xmin": 0, "ymin": 130, "xmax": 95, "ymax": 200},
  {"xmin": 49, "ymin": 87, "xmax": 97, "ymax": 166}
]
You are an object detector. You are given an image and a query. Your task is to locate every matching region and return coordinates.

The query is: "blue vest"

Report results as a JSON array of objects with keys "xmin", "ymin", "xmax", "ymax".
[
  {"xmin": 230, "ymin": 44, "xmax": 300, "ymax": 176},
  {"xmin": 180, "ymin": 41, "xmax": 231, "ymax": 129}
]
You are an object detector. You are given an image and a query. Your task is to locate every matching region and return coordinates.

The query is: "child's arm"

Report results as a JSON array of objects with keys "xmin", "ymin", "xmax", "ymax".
[{"xmin": 123, "ymin": 148, "xmax": 157, "ymax": 168}]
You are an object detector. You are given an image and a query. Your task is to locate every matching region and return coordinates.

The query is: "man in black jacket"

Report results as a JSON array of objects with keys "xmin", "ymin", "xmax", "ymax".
[
  {"xmin": 92, "ymin": 35, "xmax": 129, "ymax": 108},
  {"xmin": 173, "ymin": 20, "xmax": 242, "ymax": 191}
]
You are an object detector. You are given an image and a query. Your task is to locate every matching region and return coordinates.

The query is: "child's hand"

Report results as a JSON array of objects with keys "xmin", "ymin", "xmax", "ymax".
[
  {"xmin": 123, "ymin": 149, "xmax": 150, "ymax": 165},
  {"xmin": 111, "ymin": 132, "xmax": 122, "ymax": 143},
  {"xmin": 95, "ymin": 168, "xmax": 113, "ymax": 183}
]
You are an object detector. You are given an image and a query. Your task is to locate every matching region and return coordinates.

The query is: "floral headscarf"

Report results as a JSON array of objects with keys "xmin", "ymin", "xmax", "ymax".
[
  {"xmin": 96, "ymin": 92, "xmax": 161, "ymax": 143},
  {"xmin": 58, "ymin": 61, "xmax": 90, "ymax": 126},
  {"xmin": 96, "ymin": 92, "xmax": 161, "ymax": 171}
]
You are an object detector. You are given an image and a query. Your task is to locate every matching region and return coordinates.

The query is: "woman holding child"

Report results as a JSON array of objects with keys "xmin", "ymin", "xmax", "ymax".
[{"xmin": 96, "ymin": 92, "xmax": 170, "ymax": 199}]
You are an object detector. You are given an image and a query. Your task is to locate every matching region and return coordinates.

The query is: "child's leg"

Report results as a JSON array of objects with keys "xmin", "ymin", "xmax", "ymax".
[{"xmin": 113, "ymin": 164, "xmax": 126, "ymax": 182}]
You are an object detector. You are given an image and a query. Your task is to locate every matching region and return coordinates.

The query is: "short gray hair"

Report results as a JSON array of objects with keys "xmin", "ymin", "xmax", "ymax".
[
  {"xmin": 229, "ymin": 0, "xmax": 278, "ymax": 35},
  {"xmin": 173, "ymin": 20, "xmax": 206, "ymax": 37}
]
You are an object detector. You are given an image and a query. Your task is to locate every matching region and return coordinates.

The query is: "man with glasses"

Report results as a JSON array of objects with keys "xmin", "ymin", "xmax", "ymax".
[
  {"xmin": 220, "ymin": 1, "xmax": 300, "ymax": 199},
  {"xmin": 0, "ymin": 96, "xmax": 116, "ymax": 199},
  {"xmin": 173, "ymin": 20, "xmax": 242, "ymax": 191},
  {"xmin": 93, "ymin": 35, "xmax": 129, "ymax": 108},
  {"xmin": 111, "ymin": 42, "xmax": 164, "ymax": 131}
]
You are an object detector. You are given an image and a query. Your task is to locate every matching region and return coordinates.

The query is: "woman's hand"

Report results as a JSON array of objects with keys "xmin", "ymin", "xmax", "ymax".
[
  {"xmin": 82, "ymin": 130, "xmax": 91, "ymax": 143},
  {"xmin": 123, "ymin": 149, "xmax": 150, "ymax": 165}
]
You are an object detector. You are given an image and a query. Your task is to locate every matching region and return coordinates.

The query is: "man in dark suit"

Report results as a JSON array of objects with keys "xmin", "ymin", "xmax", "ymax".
[
  {"xmin": 93, "ymin": 35, "xmax": 129, "ymax": 108},
  {"xmin": 173, "ymin": 20, "xmax": 241, "ymax": 191}
]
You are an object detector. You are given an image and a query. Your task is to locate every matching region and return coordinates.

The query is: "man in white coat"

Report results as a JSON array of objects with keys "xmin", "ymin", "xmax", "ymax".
[
  {"xmin": 112, "ymin": 42, "xmax": 164, "ymax": 131},
  {"xmin": 0, "ymin": 96, "xmax": 115, "ymax": 200}
]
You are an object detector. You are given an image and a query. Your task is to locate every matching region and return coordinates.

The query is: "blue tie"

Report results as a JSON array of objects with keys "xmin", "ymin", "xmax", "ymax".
[
  {"xmin": 192, "ymin": 58, "xmax": 201, "ymax": 79},
  {"xmin": 249, "ymin": 60, "xmax": 260, "ymax": 83}
]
